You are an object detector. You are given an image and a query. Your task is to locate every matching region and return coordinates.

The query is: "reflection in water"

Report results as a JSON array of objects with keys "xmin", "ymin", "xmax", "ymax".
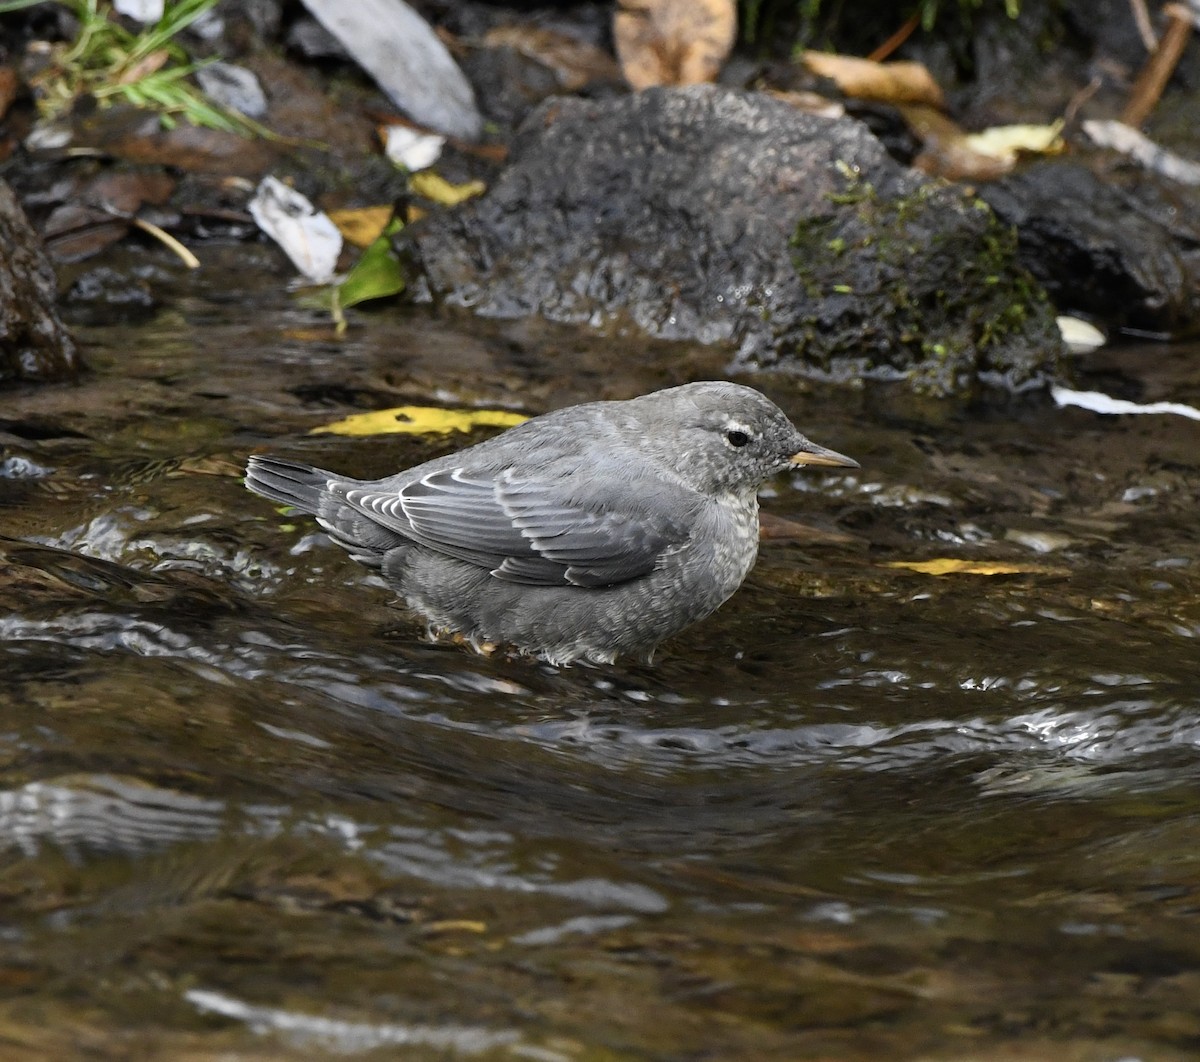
[
  {"xmin": 1, "ymin": 300, "xmax": 1199, "ymax": 1059},
  {"xmin": 185, "ymin": 988, "xmax": 529, "ymax": 1056}
]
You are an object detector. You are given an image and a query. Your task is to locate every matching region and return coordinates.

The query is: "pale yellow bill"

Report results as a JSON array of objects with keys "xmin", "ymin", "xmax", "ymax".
[{"xmin": 790, "ymin": 441, "xmax": 859, "ymax": 468}]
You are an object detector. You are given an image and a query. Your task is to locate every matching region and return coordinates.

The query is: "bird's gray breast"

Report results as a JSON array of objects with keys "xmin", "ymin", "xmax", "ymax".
[{"xmin": 664, "ymin": 491, "xmax": 760, "ymax": 616}]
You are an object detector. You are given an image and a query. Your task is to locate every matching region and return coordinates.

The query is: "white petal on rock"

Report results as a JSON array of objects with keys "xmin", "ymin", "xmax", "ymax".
[
  {"xmin": 248, "ymin": 176, "xmax": 343, "ymax": 284},
  {"xmin": 195, "ymin": 62, "xmax": 268, "ymax": 119},
  {"xmin": 1051, "ymin": 385, "xmax": 1200, "ymax": 422},
  {"xmin": 383, "ymin": 125, "xmax": 445, "ymax": 171},
  {"xmin": 299, "ymin": 0, "xmax": 482, "ymax": 141},
  {"xmin": 113, "ymin": 0, "xmax": 163, "ymax": 21},
  {"xmin": 1055, "ymin": 315, "xmax": 1105, "ymax": 354}
]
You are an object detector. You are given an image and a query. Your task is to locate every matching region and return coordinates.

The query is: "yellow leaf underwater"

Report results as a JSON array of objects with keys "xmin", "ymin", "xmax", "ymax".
[
  {"xmin": 885, "ymin": 559, "xmax": 1063, "ymax": 576},
  {"xmin": 409, "ymin": 171, "xmax": 487, "ymax": 206},
  {"xmin": 312, "ymin": 405, "xmax": 528, "ymax": 437}
]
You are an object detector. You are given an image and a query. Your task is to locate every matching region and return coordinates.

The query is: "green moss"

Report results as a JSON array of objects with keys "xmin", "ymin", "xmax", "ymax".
[{"xmin": 783, "ymin": 170, "xmax": 1060, "ymax": 396}]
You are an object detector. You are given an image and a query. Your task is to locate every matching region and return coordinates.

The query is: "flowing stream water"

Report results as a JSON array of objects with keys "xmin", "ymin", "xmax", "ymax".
[{"xmin": 2, "ymin": 244, "xmax": 1199, "ymax": 1060}]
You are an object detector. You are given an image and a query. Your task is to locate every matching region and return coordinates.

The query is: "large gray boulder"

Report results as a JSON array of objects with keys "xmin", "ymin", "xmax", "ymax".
[
  {"xmin": 0, "ymin": 179, "xmax": 79, "ymax": 384},
  {"xmin": 404, "ymin": 86, "xmax": 1064, "ymax": 396}
]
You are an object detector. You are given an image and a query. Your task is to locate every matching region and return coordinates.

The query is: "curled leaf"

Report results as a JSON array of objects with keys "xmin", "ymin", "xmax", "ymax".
[
  {"xmin": 332, "ymin": 216, "xmax": 406, "ymax": 327},
  {"xmin": 409, "ymin": 171, "xmax": 487, "ymax": 206}
]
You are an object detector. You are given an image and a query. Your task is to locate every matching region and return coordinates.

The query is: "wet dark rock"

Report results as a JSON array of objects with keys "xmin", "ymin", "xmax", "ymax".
[
  {"xmin": 62, "ymin": 265, "xmax": 158, "ymax": 325},
  {"xmin": 285, "ymin": 15, "xmax": 352, "ymax": 61},
  {"xmin": 0, "ymin": 178, "xmax": 79, "ymax": 384},
  {"xmin": 404, "ymin": 86, "xmax": 1063, "ymax": 396},
  {"xmin": 449, "ymin": 8, "xmax": 625, "ymax": 130},
  {"xmin": 212, "ymin": 0, "xmax": 284, "ymax": 50},
  {"xmin": 461, "ymin": 37, "xmax": 589, "ymax": 131},
  {"xmin": 980, "ymin": 160, "xmax": 1200, "ymax": 338}
]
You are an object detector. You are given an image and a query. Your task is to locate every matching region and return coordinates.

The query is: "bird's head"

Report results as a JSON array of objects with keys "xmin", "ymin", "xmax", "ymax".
[{"xmin": 627, "ymin": 381, "xmax": 858, "ymax": 496}]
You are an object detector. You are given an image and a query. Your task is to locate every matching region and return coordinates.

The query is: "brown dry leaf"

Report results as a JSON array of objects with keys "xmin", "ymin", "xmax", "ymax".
[
  {"xmin": 0, "ymin": 67, "xmax": 18, "ymax": 123},
  {"xmin": 801, "ymin": 52, "xmax": 945, "ymax": 108},
  {"xmin": 327, "ymin": 205, "xmax": 394, "ymax": 248},
  {"xmin": 483, "ymin": 25, "xmax": 622, "ymax": 91},
  {"xmin": 613, "ymin": 0, "xmax": 737, "ymax": 90},
  {"xmin": 116, "ymin": 49, "xmax": 171, "ymax": 86},
  {"xmin": 69, "ymin": 106, "xmax": 278, "ymax": 177},
  {"xmin": 765, "ymin": 88, "xmax": 846, "ymax": 119},
  {"xmin": 41, "ymin": 169, "xmax": 178, "ymax": 263},
  {"xmin": 759, "ymin": 511, "xmax": 858, "ymax": 546}
]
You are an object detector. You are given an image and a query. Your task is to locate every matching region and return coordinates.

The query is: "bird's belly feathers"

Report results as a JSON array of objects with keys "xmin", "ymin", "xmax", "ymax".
[{"xmin": 384, "ymin": 495, "xmax": 760, "ymax": 665}]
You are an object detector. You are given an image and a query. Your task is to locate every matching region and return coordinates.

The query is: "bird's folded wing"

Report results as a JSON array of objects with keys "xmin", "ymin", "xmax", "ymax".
[{"xmin": 337, "ymin": 467, "xmax": 696, "ymax": 587}]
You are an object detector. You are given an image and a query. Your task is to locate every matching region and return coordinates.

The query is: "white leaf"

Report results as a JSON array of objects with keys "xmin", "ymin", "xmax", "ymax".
[
  {"xmin": 248, "ymin": 176, "xmax": 343, "ymax": 284},
  {"xmin": 1083, "ymin": 120, "xmax": 1200, "ymax": 186},
  {"xmin": 1051, "ymin": 385, "xmax": 1200, "ymax": 421},
  {"xmin": 299, "ymin": 0, "xmax": 481, "ymax": 140},
  {"xmin": 1055, "ymin": 315, "xmax": 1105, "ymax": 354}
]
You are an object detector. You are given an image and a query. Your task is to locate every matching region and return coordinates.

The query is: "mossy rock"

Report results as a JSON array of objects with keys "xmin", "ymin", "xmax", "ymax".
[{"xmin": 406, "ymin": 86, "xmax": 1064, "ymax": 396}]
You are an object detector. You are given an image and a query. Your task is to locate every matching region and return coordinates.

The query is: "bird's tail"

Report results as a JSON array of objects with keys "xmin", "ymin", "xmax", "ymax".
[
  {"xmin": 245, "ymin": 455, "xmax": 404, "ymax": 568},
  {"xmin": 245, "ymin": 455, "xmax": 329, "ymax": 514}
]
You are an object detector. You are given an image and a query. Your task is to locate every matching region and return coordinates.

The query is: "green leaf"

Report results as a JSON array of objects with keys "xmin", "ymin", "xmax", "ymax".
[{"xmin": 334, "ymin": 218, "xmax": 406, "ymax": 314}]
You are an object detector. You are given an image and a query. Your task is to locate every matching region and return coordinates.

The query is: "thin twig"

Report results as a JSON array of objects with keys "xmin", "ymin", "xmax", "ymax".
[
  {"xmin": 867, "ymin": 10, "xmax": 921, "ymax": 62},
  {"xmin": 1128, "ymin": 0, "xmax": 1158, "ymax": 50},
  {"xmin": 132, "ymin": 216, "xmax": 201, "ymax": 268},
  {"xmin": 1062, "ymin": 74, "xmax": 1102, "ymax": 127},
  {"xmin": 1121, "ymin": 4, "xmax": 1194, "ymax": 127}
]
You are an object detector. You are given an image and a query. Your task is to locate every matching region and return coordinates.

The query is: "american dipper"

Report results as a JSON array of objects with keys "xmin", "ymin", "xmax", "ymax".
[{"xmin": 245, "ymin": 382, "xmax": 857, "ymax": 665}]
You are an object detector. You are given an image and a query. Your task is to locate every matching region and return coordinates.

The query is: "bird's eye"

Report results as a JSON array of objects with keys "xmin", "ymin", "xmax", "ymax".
[{"xmin": 725, "ymin": 429, "xmax": 751, "ymax": 448}]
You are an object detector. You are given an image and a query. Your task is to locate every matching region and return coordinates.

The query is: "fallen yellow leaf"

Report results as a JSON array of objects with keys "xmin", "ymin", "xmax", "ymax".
[
  {"xmin": 963, "ymin": 120, "xmax": 1065, "ymax": 162},
  {"xmin": 327, "ymin": 205, "xmax": 395, "ymax": 248},
  {"xmin": 885, "ymin": 559, "xmax": 1062, "ymax": 576},
  {"xmin": 421, "ymin": 919, "xmax": 488, "ymax": 935},
  {"xmin": 312, "ymin": 405, "xmax": 527, "ymax": 437},
  {"xmin": 409, "ymin": 172, "xmax": 487, "ymax": 206}
]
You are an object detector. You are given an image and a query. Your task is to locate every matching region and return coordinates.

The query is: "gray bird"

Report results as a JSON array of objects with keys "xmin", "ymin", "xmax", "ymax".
[{"xmin": 245, "ymin": 381, "xmax": 857, "ymax": 665}]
